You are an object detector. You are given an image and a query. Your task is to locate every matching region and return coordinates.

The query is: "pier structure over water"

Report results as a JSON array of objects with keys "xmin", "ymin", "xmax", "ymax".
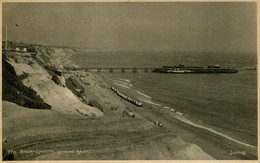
[{"xmin": 64, "ymin": 67, "xmax": 153, "ymax": 73}]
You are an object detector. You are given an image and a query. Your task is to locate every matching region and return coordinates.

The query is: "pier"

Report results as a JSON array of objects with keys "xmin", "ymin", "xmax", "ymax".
[{"xmin": 64, "ymin": 67, "xmax": 153, "ymax": 73}]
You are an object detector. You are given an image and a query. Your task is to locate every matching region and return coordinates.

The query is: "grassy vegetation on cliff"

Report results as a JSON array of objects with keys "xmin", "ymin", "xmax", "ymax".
[
  {"xmin": 44, "ymin": 65, "xmax": 62, "ymax": 85},
  {"xmin": 2, "ymin": 54, "xmax": 51, "ymax": 109},
  {"xmin": 65, "ymin": 77, "xmax": 85, "ymax": 98}
]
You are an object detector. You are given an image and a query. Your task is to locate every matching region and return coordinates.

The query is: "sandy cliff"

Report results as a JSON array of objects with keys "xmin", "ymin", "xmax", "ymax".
[{"xmin": 5, "ymin": 50, "xmax": 103, "ymax": 118}]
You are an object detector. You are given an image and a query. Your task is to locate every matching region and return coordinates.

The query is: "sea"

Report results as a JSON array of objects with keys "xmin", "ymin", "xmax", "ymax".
[{"xmin": 70, "ymin": 50, "xmax": 257, "ymax": 147}]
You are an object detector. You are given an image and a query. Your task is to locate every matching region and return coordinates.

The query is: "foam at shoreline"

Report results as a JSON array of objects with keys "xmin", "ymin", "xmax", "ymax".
[
  {"xmin": 171, "ymin": 111, "xmax": 256, "ymax": 148},
  {"xmin": 136, "ymin": 91, "xmax": 152, "ymax": 99},
  {"xmin": 112, "ymin": 79, "xmax": 132, "ymax": 89},
  {"xmin": 117, "ymin": 78, "xmax": 131, "ymax": 83},
  {"xmin": 134, "ymin": 88, "xmax": 256, "ymax": 149},
  {"xmin": 163, "ymin": 105, "xmax": 256, "ymax": 148},
  {"xmin": 139, "ymin": 98, "xmax": 161, "ymax": 106}
]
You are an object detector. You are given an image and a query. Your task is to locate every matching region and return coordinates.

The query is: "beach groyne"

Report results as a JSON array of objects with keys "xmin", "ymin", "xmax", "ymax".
[{"xmin": 111, "ymin": 87, "xmax": 142, "ymax": 107}]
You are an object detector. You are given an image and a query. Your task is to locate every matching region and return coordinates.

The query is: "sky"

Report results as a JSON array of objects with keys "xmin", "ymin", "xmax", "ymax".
[{"xmin": 2, "ymin": 2, "xmax": 257, "ymax": 52}]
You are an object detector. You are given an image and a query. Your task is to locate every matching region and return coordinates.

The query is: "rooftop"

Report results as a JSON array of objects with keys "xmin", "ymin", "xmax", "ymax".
[{"xmin": 16, "ymin": 44, "xmax": 28, "ymax": 47}]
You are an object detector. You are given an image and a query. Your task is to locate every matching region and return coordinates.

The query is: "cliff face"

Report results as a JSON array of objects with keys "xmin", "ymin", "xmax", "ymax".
[
  {"xmin": 4, "ymin": 47, "xmax": 103, "ymax": 118},
  {"xmin": 36, "ymin": 47, "xmax": 78, "ymax": 69},
  {"xmin": 2, "ymin": 54, "xmax": 51, "ymax": 109}
]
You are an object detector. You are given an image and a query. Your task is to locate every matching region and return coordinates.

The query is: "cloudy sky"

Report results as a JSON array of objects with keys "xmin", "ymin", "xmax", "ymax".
[{"xmin": 3, "ymin": 2, "xmax": 257, "ymax": 52}]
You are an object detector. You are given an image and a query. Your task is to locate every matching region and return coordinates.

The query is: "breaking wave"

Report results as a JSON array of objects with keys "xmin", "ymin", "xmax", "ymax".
[
  {"xmin": 117, "ymin": 78, "xmax": 131, "ymax": 83},
  {"xmin": 139, "ymin": 98, "xmax": 161, "ymax": 106},
  {"xmin": 112, "ymin": 79, "xmax": 133, "ymax": 89},
  {"xmin": 136, "ymin": 91, "xmax": 152, "ymax": 99}
]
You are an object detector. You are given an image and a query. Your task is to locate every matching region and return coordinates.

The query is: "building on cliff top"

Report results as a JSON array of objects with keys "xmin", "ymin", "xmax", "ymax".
[
  {"xmin": 15, "ymin": 44, "xmax": 28, "ymax": 53},
  {"xmin": 15, "ymin": 44, "xmax": 37, "ymax": 56}
]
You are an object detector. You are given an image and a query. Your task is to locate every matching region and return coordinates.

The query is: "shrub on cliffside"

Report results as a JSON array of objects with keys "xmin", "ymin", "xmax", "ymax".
[
  {"xmin": 2, "ymin": 55, "xmax": 51, "ymax": 109},
  {"xmin": 44, "ymin": 65, "xmax": 63, "ymax": 86},
  {"xmin": 51, "ymin": 74, "xmax": 61, "ymax": 85},
  {"xmin": 65, "ymin": 77, "xmax": 85, "ymax": 99}
]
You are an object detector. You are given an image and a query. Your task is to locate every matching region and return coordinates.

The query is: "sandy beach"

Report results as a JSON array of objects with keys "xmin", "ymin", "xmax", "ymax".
[
  {"xmin": 3, "ymin": 70, "xmax": 256, "ymax": 160},
  {"xmin": 2, "ymin": 46, "xmax": 257, "ymax": 160}
]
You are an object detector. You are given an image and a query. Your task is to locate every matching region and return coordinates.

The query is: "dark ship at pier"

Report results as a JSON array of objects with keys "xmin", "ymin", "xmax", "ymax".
[{"xmin": 153, "ymin": 64, "xmax": 238, "ymax": 73}]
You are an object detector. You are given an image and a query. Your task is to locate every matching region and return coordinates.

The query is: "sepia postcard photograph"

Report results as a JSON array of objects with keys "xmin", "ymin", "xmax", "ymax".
[{"xmin": 1, "ymin": 1, "xmax": 258, "ymax": 161}]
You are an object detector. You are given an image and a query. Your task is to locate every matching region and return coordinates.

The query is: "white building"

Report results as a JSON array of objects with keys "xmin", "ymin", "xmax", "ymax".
[{"xmin": 15, "ymin": 44, "xmax": 28, "ymax": 53}]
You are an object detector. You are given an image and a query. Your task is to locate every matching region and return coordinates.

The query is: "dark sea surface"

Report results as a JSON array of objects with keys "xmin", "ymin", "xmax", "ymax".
[{"xmin": 70, "ymin": 51, "xmax": 257, "ymax": 146}]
